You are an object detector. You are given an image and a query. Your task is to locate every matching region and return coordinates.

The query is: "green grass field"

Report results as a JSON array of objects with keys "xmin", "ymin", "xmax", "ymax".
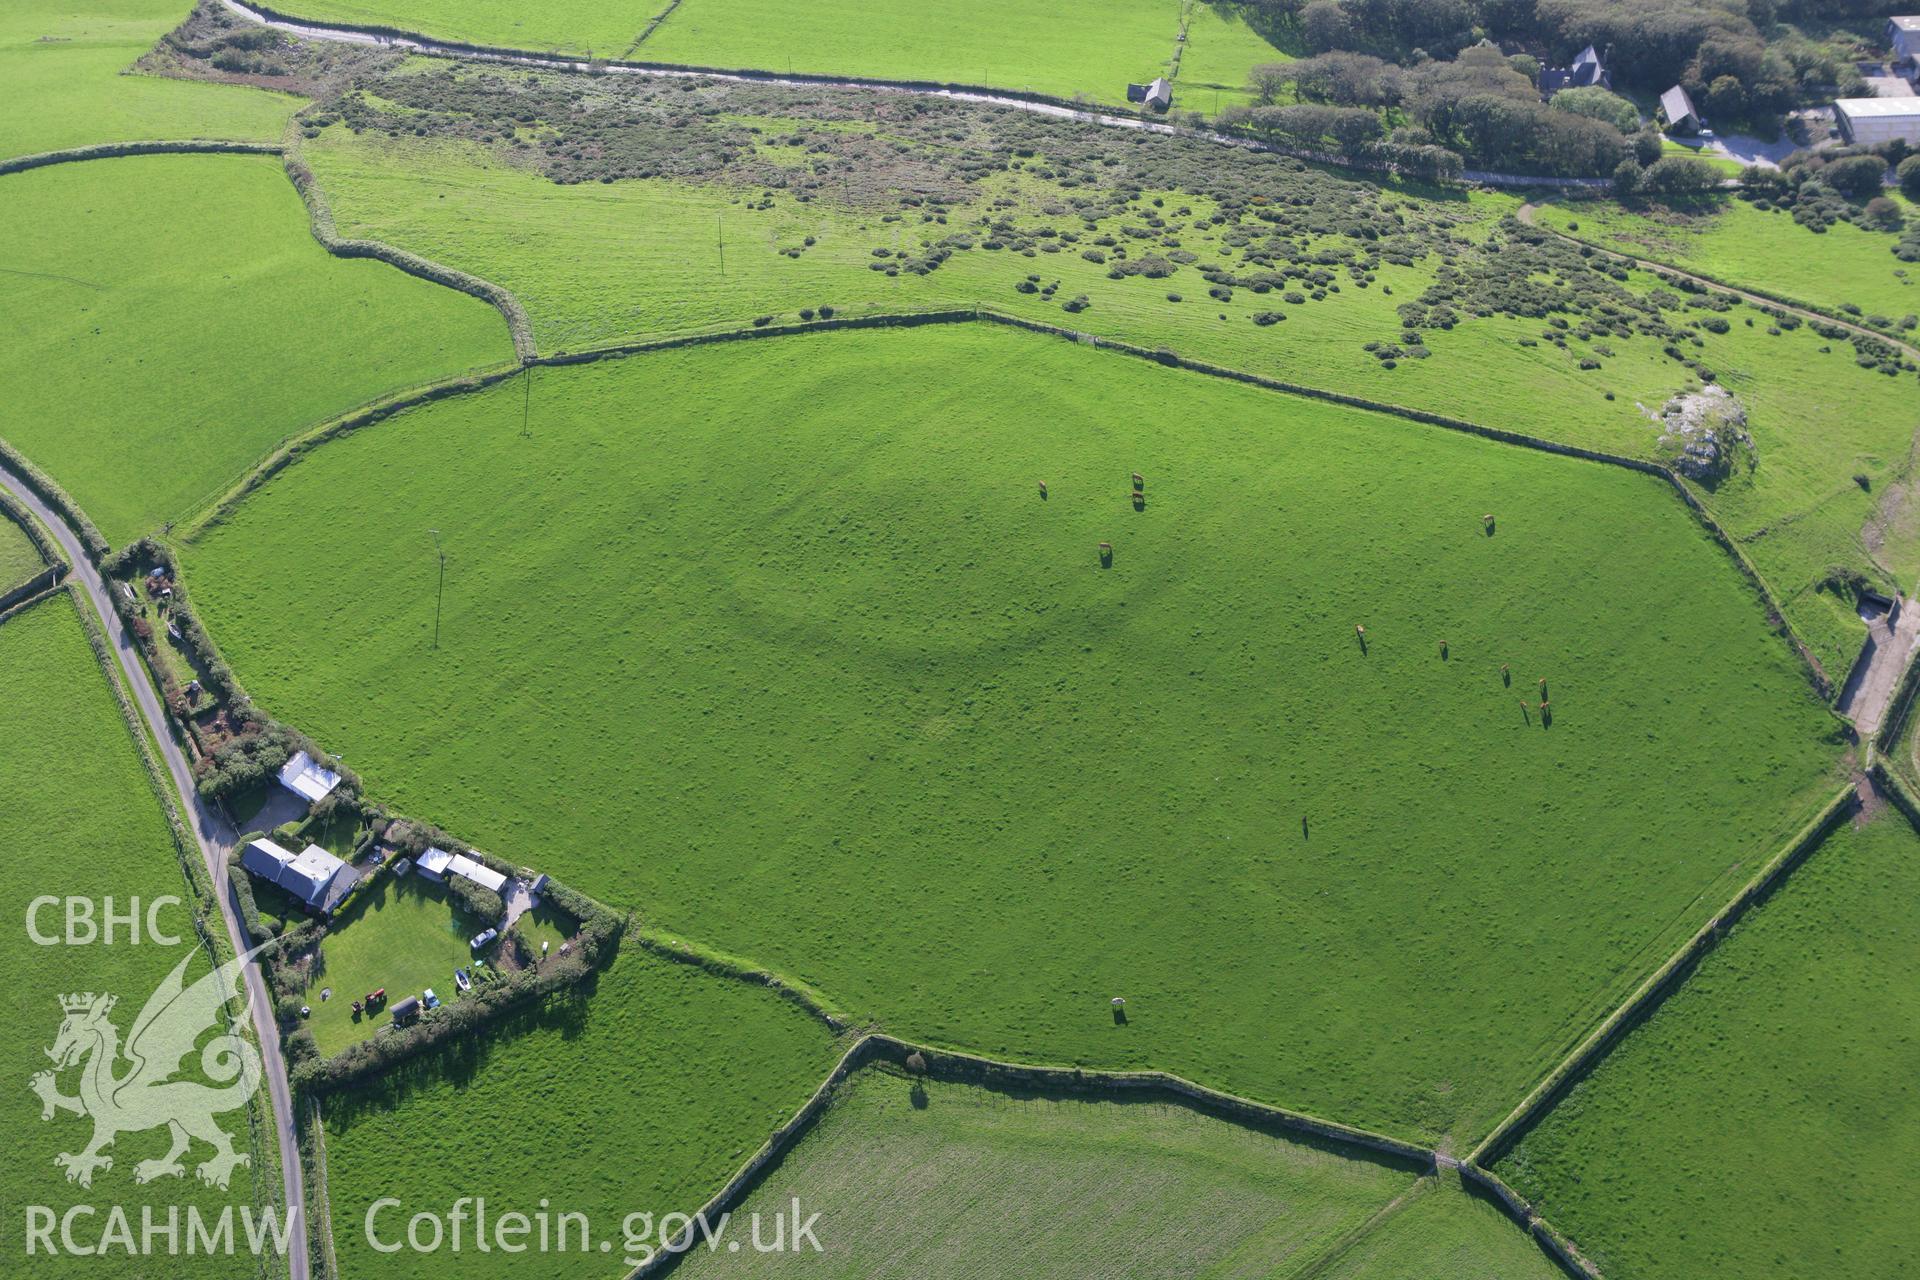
[
  {"xmin": 278, "ymin": 0, "xmax": 650, "ymax": 56},
  {"xmin": 1, "ymin": 0, "xmax": 298, "ymax": 161},
  {"xmin": 321, "ymin": 949, "xmax": 845, "ymax": 1280},
  {"xmin": 0, "ymin": 151, "xmax": 512, "ymax": 545},
  {"xmin": 181, "ymin": 323, "xmax": 1841, "ymax": 1147},
  {"xmin": 641, "ymin": 0, "xmax": 1178, "ymax": 101},
  {"xmin": 1495, "ymin": 809, "xmax": 1920, "ymax": 1280},
  {"xmin": 1174, "ymin": 1, "xmax": 1290, "ymax": 112},
  {"xmin": 1315, "ymin": 1170, "xmax": 1565, "ymax": 1280},
  {"xmin": 302, "ymin": 125, "xmax": 1920, "ymax": 682},
  {"xmin": 0, "ymin": 593, "xmax": 270, "ymax": 1278},
  {"xmin": 674, "ymin": 1065, "xmax": 1420, "ymax": 1279},
  {"xmin": 1534, "ymin": 195, "xmax": 1920, "ymax": 332},
  {"xmin": 300, "ymin": 870, "xmax": 494, "ymax": 1056},
  {"xmin": 0, "ymin": 510, "xmax": 48, "ymax": 588}
]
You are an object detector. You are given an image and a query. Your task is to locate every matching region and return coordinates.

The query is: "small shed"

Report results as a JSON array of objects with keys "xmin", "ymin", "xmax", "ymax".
[
  {"xmin": 277, "ymin": 750, "xmax": 342, "ymax": 806},
  {"xmin": 1660, "ymin": 85, "xmax": 1699, "ymax": 136},
  {"xmin": 1143, "ymin": 77, "xmax": 1172, "ymax": 113},
  {"xmin": 390, "ymin": 995, "xmax": 422, "ymax": 1024},
  {"xmin": 415, "ymin": 846, "xmax": 454, "ymax": 882}
]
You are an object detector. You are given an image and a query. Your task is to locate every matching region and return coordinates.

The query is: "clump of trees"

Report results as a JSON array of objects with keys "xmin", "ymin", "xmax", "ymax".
[
  {"xmin": 1220, "ymin": 0, "xmax": 1867, "ymax": 157},
  {"xmin": 1231, "ymin": 44, "xmax": 1628, "ymax": 176}
]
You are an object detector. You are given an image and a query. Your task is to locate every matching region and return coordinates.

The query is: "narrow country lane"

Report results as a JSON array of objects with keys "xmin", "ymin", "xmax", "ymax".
[{"xmin": 0, "ymin": 464, "xmax": 310, "ymax": 1280}]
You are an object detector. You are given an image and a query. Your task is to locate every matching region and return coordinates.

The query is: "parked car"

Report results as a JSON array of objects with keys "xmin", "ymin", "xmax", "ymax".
[
  {"xmin": 470, "ymin": 927, "xmax": 498, "ymax": 950},
  {"xmin": 423, "ymin": 988, "xmax": 441, "ymax": 1010}
]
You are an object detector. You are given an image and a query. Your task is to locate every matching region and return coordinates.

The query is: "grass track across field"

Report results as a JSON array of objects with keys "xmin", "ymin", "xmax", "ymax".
[
  {"xmin": 1494, "ymin": 809, "xmax": 1920, "ymax": 1280},
  {"xmin": 182, "ymin": 322, "xmax": 1842, "ymax": 1147}
]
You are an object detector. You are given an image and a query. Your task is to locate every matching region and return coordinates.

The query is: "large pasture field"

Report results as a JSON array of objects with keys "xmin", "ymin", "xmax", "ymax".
[
  {"xmin": 0, "ymin": 594, "xmax": 269, "ymax": 1277},
  {"xmin": 1, "ymin": 0, "xmax": 297, "ymax": 161},
  {"xmin": 303, "ymin": 117, "xmax": 1920, "ymax": 683},
  {"xmin": 1495, "ymin": 810, "xmax": 1920, "ymax": 1280},
  {"xmin": 638, "ymin": 0, "xmax": 1179, "ymax": 101},
  {"xmin": 673, "ymin": 1065, "xmax": 1426, "ymax": 1280},
  {"xmin": 182, "ymin": 323, "xmax": 1841, "ymax": 1146},
  {"xmin": 321, "ymin": 949, "xmax": 845, "ymax": 1280},
  {"xmin": 0, "ymin": 151, "xmax": 512, "ymax": 544}
]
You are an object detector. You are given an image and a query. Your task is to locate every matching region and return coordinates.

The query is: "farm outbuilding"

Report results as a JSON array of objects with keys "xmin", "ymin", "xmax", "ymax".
[
  {"xmin": 1143, "ymin": 78, "xmax": 1172, "ymax": 112},
  {"xmin": 1890, "ymin": 16, "xmax": 1920, "ymax": 66},
  {"xmin": 278, "ymin": 749, "xmax": 342, "ymax": 805},
  {"xmin": 414, "ymin": 845, "xmax": 507, "ymax": 893},
  {"xmin": 1660, "ymin": 85, "xmax": 1700, "ymax": 136},
  {"xmin": 447, "ymin": 852, "xmax": 507, "ymax": 894},
  {"xmin": 1834, "ymin": 96, "xmax": 1920, "ymax": 146}
]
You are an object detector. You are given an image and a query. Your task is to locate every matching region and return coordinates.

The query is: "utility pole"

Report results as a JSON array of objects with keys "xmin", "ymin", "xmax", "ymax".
[
  {"xmin": 521, "ymin": 364, "xmax": 532, "ymax": 438},
  {"xmin": 717, "ymin": 214, "xmax": 726, "ymax": 276},
  {"xmin": 429, "ymin": 529, "xmax": 447, "ymax": 651}
]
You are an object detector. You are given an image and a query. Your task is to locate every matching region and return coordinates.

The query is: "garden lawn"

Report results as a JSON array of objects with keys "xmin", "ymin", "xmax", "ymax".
[
  {"xmin": 0, "ymin": 593, "xmax": 271, "ymax": 1278},
  {"xmin": 182, "ymin": 324, "xmax": 1842, "ymax": 1147},
  {"xmin": 674, "ymin": 1065, "xmax": 1420, "ymax": 1280},
  {"xmin": 1315, "ymin": 1170, "xmax": 1565, "ymax": 1280},
  {"xmin": 301, "ymin": 871, "xmax": 492, "ymax": 1056},
  {"xmin": 1533, "ymin": 194, "xmax": 1920, "ymax": 333},
  {"xmin": 1494, "ymin": 811, "xmax": 1920, "ymax": 1280},
  {"xmin": 640, "ymin": 0, "xmax": 1179, "ymax": 102},
  {"xmin": 0, "ymin": 151, "xmax": 512, "ymax": 545},
  {"xmin": 0, "ymin": 510, "xmax": 47, "ymax": 588},
  {"xmin": 305, "ymin": 129, "xmax": 1920, "ymax": 684},
  {"xmin": 321, "ymin": 948, "xmax": 845, "ymax": 1280},
  {"xmin": 1, "ymin": 0, "xmax": 298, "ymax": 161}
]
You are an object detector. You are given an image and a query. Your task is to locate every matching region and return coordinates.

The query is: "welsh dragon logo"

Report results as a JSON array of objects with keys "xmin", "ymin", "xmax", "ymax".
[{"xmin": 30, "ymin": 944, "xmax": 266, "ymax": 1190}]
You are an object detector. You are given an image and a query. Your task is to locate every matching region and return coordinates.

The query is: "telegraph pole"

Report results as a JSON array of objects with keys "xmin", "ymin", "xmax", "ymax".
[
  {"xmin": 717, "ymin": 214, "xmax": 726, "ymax": 276},
  {"xmin": 521, "ymin": 364, "xmax": 532, "ymax": 438},
  {"xmin": 430, "ymin": 529, "xmax": 447, "ymax": 651}
]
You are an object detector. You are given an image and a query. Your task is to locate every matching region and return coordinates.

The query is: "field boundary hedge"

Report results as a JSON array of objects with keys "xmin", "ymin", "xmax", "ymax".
[
  {"xmin": 282, "ymin": 132, "xmax": 536, "ymax": 362},
  {"xmin": 631, "ymin": 928, "xmax": 855, "ymax": 1032},
  {"xmin": 1454, "ymin": 1163, "xmax": 1603, "ymax": 1280},
  {"xmin": 170, "ymin": 305, "xmax": 1837, "ymax": 700},
  {"xmin": 1469, "ymin": 780, "xmax": 1858, "ymax": 1170},
  {"xmin": 1874, "ymin": 635, "xmax": 1920, "ymax": 753},
  {"xmin": 1525, "ymin": 201, "xmax": 1920, "ymax": 364},
  {"xmin": 0, "ymin": 485, "xmax": 67, "ymax": 572},
  {"xmin": 624, "ymin": 1032, "xmax": 1437, "ymax": 1278},
  {"xmin": 0, "ymin": 139, "xmax": 283, "ymax": 177},
  {"xmin": 1870, "ymin": 760, "xmax": 1920, "ymax": 833},
  {"xmin": 0, "ymin": 437, "xmax": 111, "ymax": 562}
]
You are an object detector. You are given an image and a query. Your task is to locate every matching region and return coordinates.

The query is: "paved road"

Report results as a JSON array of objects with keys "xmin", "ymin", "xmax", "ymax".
[
  {"xmin": 216, "ymin": 0, "xmax": 1607, "ymax": 190},
  {"xmin": 1838, "ymin": 598, "xmax": 1920, "ymax": 736},
  {"xmin": 0, "ymin": 464, "xmax": 310, "ymax": 1280}
]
